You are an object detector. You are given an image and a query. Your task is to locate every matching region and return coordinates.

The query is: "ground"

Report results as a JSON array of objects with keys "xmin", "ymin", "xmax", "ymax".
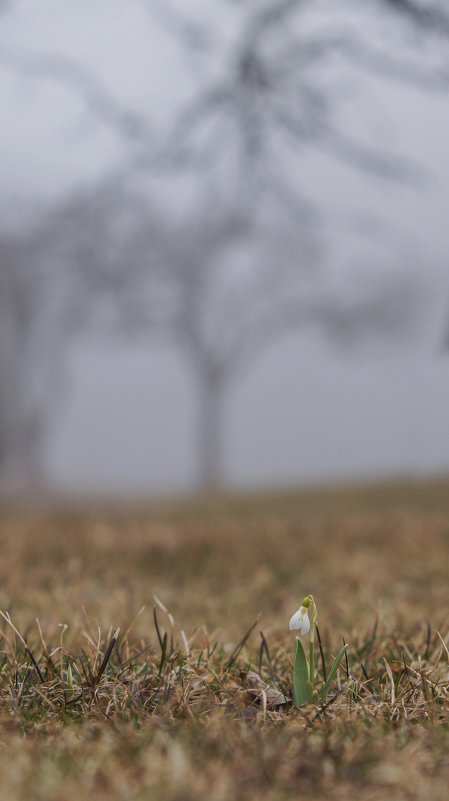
[{"xmin": 0, "ymin": 478, "xmax": 448, "ymax": 800}]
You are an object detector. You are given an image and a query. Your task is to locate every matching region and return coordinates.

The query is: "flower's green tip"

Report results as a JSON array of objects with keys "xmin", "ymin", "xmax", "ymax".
[{"xmin": 301, "ymin": 595, "xmax": 312, "ymax": 608}]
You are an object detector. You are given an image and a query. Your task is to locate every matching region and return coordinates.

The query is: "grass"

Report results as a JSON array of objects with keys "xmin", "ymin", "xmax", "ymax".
[{"xmin": 0, "ymin": 477, "xmax": 449, "ymax": 800}]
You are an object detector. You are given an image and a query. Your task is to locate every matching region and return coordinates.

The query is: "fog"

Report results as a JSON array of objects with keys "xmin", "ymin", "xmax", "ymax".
[
  {"xmin": 46, "ymin": 334, "xmax": 449, "ymax": 495},
  {"xmin": 1, "ymin": 0, "xmax": 449, "ymax": 497}
]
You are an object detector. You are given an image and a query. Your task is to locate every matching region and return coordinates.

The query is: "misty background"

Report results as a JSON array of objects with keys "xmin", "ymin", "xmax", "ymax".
[{"xmin": 1, "ymin": 0, "xmax": 449, "ymax": 497}]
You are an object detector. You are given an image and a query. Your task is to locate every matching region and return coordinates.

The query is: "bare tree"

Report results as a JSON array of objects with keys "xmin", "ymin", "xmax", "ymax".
[
  {"xmin": 0, "ymin": 178, "xmax": 171, "ymax": 493},
  {"xmin": 0, "ymin": 1, "xmax": 446, "ymax": 490},
  {"xmin": 0, "ymin": 232, "xmax": 81, "ymax": 492},
  {"xmin": 154, "ymin": 211, "xmax": 415, "ymax": 488},
  {"xmin": 39, "ymin": 177, "xmax": 417, "ymax": 489}
]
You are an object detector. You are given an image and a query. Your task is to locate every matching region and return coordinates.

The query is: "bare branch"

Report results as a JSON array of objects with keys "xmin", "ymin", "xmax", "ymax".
[
  {"xmin": 140, "ymin": 0, "xmax": 212, "ymax": 53},
  {"xmin": 0, "ymin": 42, "xmax": 152, "ymax": 147},
  {"xmin": 222, "ymin": 271, "xmax": 419, "ymax": 382},
  {"xmin": 311, "ymin": 121, "xmax": 426, "ymax": 182},
  {"xmin": 241, "ymin": 0, "xmax": 305, "ymax": 45},
  {"xmin": 156, "ymin": 5, "xmax": 443, "ymax": 188},
  {"xmin": 379, "ymin": 0, "xmax": 449, "ymax": 35},
  {"xmin": 342, "ymin": 38, "xmax": 449, "ymax": 90}
]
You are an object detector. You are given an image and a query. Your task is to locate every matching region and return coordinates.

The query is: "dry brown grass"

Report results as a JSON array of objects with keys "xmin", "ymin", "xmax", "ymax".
[{"xmin": 0, "ymin": 477, "xmax": 449, "ymax": 800}]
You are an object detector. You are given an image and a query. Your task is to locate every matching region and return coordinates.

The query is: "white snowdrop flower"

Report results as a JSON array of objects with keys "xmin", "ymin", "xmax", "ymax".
[{"xmin": 289, "ymin": 605, "xmax": 310, "ymax": 636}]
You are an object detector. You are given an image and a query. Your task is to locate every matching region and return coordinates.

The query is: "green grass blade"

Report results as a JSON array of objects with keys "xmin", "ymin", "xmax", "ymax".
[
  {"xmin": 319, "ymin": 644, "xmax": 348, "ymax": 700},
  {"xmin": 293, "ymin": 637, "xmax": 312, "ymax": 706}
]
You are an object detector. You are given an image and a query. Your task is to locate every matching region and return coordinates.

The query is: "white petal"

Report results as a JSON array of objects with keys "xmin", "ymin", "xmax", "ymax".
[{"xmin": 289, "ymin": 607, "xmax": 310, "ymax": 636}]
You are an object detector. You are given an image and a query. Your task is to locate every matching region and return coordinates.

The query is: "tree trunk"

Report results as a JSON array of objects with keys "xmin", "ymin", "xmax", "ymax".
[
  {"xmin": 197, "ymin": 364, "xmax": 226, "ymax": 491},
  {"xmin": 0, "ymin": 405, "xmax": 45, "ymax": 496},
  {"xmin": 0, "ymin": 259, "xmax": 45, "ymax": 496}
]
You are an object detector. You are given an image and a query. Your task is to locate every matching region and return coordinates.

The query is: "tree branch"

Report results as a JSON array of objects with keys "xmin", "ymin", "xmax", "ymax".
[
  {"xmin": 379, "ymin": 0, "xmax": 449, "ymax": 35},
  {"xmin": 0, "ymin": 42, "xmax": 152, "ymax": 147}
]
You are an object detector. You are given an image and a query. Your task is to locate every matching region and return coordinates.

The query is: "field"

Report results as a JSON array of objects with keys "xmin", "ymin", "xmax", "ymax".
[{"xmin": 1, "ymin": 478, "xmax": 449, "ymax": 801}]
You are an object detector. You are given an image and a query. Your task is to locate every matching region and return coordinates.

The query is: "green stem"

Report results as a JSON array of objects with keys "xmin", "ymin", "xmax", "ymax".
[
  {"xmin": 308, "ymin": 596, "xmax": 317, "ymax": 688},
  {"xmin": 309, "ymin": 629, "xmax": 314, "ymax": 686}
]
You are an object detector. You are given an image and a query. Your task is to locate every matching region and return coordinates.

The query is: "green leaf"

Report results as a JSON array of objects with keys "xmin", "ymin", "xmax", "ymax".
[
  {"xmin": 319, "ymin": 644, "xmax": 348, "ymax": 700},
  {"xmin": 293, "ymin": 637, "xmax": 313, "ymax": 707}
]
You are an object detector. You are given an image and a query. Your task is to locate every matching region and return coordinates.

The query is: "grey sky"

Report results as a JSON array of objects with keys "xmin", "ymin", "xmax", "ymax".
[{"xmin": 1, "ymin": 1, "xmax": 449, "ymax": 494}]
